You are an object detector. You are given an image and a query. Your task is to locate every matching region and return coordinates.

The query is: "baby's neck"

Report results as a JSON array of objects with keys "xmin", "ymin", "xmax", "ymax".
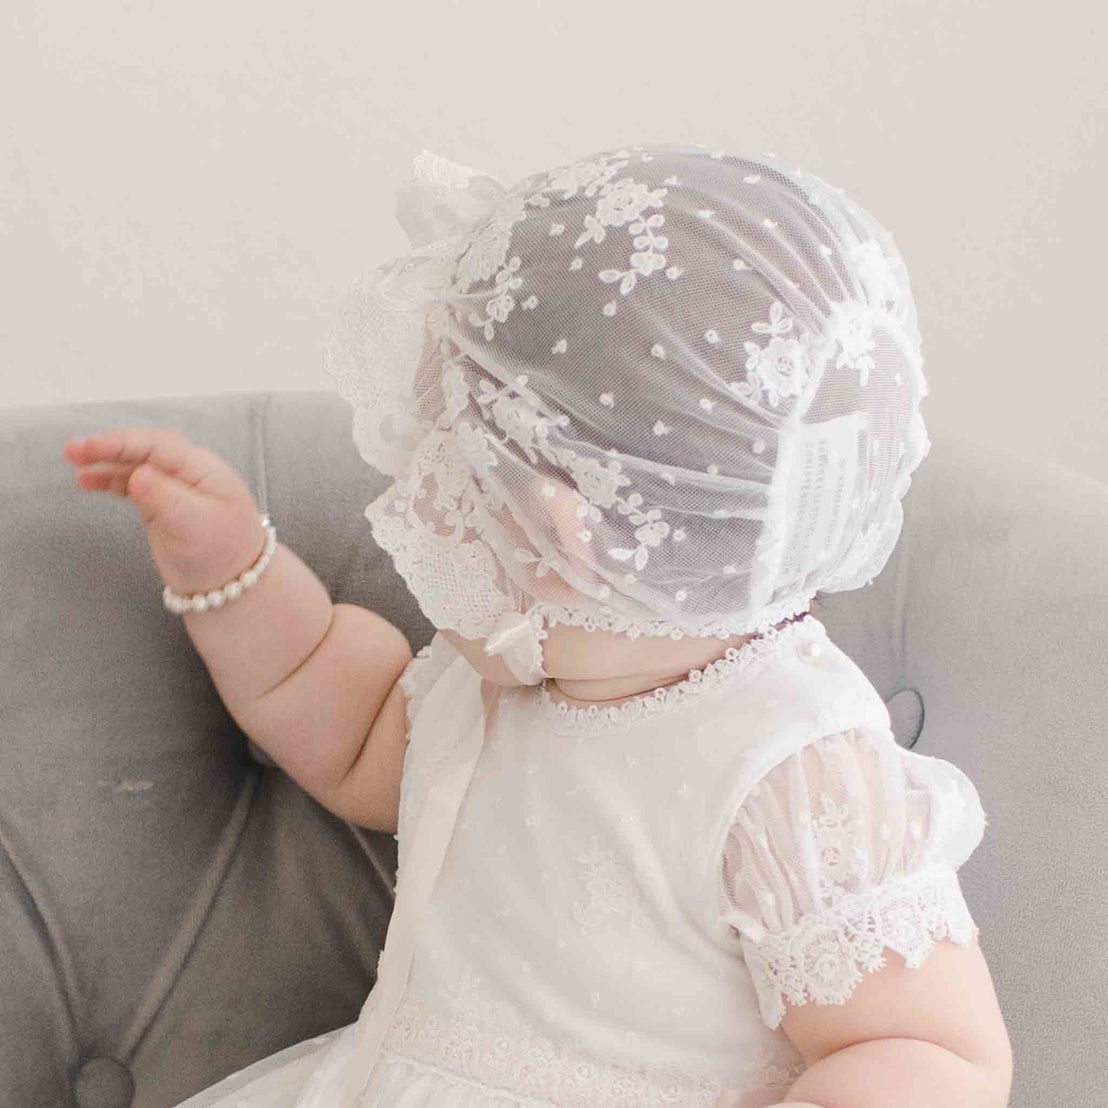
[
  {"xmin": 543, "ymin": 613, "xmax": 803, "ymax": 709},
  {"xmin": 547, "ymin": 661, "xmax": 744, "ymax": 708}
]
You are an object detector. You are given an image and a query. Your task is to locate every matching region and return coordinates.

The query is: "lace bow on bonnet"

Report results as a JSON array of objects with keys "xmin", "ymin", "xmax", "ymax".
[{"xmin": 323, "ymin": 142, "xmax": 931, "ymax": 670}]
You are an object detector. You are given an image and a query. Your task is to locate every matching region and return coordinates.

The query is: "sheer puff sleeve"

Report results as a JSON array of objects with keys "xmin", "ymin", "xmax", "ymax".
[{"xmin": 720, "ymin": 728, "xmax": 988, "ymax": 1031}]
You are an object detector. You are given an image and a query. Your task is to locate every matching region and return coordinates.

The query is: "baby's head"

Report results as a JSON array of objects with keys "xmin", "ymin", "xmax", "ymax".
[{"xmin": 327, "ymin": 142, "xmax": 929, "ymax": 682}]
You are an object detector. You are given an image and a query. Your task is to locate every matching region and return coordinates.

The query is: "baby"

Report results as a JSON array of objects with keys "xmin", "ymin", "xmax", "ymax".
[{"xmin": 64, "ymin": 143, "xmax": 1012, "ymax": 1108}]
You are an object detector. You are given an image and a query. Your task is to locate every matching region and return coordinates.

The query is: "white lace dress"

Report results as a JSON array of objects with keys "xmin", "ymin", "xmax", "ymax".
[{"xmin": 175, "ymin": 614, "xmax": 986, "ymax": 1108}]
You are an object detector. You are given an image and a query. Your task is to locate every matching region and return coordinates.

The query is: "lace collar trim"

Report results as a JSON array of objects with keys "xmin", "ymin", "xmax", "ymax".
[{"xmin": 530, "ymin": 614, "xmax": 826, "ymax": 736}]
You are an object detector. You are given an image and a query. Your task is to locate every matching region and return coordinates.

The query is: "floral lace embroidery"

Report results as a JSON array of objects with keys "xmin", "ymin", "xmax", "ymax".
[
  {"xmin": 368, "ymin": 465, "xmax": 523, "ymax": 638},
  {"xmin": 738, "ymin": 862, "xmax": 980, "ymax": 1030},
  {"xmin": 437, "ymin": 300, "xmax": 834, "ymax": 583},
  {"xmin": 533, "ymin": 613, "xmax": 823, "ymax": 736},
  {"xmin": 571, "ymin": 835, "xmax": 660, "ymax": 935},
  {"xmin": 730, "ymin": 299, "xmax": 836, "ymax": 410},
  {"xmin": 370, "ymin": 437, "xmax": 821, "ymax": 636},
  {"xmin": 380, "ymin": 973, "xmax": 807, "ymax": 1108}
]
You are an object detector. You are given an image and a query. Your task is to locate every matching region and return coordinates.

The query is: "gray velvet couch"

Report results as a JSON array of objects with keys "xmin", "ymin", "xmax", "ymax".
[{"xmin": 2, "ymin": 389, "xmax": 1105, "ymax": 1108}]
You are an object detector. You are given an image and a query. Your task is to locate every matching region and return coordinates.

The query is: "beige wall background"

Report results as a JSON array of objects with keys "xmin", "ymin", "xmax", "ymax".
[{"xmin": 2, "ymin": 0, "xmax": 1105, "ymax": 482}]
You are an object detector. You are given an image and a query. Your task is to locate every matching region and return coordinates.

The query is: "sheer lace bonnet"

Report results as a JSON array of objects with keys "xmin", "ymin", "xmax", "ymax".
[{"xmin": 323, "ymin": 142, "xmax": 930, "ymax": 682}]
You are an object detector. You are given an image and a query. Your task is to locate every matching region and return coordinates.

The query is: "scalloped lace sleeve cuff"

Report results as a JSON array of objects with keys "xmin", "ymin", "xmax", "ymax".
[{"xmin": 739, "ymin": 862, "xmax": 980, "ymax": 1030}]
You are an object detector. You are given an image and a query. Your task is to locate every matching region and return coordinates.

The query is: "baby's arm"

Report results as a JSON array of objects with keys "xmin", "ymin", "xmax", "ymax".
[
  {"xmin": 65, "ymin": 426, "xmax": 413, "ymax": 833},
  {"xmin": 772, "ymin": 1031, "xmax": 1011, "ymax": 1107},
  {"xmin": 181, "ymin": 539, "xmax": 413, "ymax": 831}
]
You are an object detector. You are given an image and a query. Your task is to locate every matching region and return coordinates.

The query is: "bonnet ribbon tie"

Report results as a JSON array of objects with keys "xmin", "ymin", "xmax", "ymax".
[{"xmin": 483, "ymin": 609, "xmax": 548, "ymax": 686}]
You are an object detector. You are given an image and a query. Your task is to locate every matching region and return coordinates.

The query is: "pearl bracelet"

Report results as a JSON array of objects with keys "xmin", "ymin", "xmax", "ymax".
[{"xmin": 163, "ymin": 513, "xmax": 277, "ymax": 615}]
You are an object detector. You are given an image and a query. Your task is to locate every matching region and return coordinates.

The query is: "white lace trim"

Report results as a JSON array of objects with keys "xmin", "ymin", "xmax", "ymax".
[
  {"xmin": 737, "ymin": 862, "xmax": 980, "ymax": 1031},
  {"xmin": 533, "ymin": 614, "xmax": 824, "ymax": 736},
  {"xmin": 371, "ymin": 1049, "xmax": 562, "ymax": 1108},
  {"xmin": 378, "ymin": 990, "xmax": 806, "ymax": 1108},
  {"xmin": 534, "ymin": 589, "xmax": 819, "ymax": 642}
]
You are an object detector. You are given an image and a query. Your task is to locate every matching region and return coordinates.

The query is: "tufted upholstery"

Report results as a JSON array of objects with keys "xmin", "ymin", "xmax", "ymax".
[{"xmin": 2, "ymin": 390, "xmax": 1105, "ymax": 1108}]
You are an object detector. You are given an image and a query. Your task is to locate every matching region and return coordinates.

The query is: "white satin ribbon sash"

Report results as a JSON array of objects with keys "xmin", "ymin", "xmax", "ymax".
[{"xmin": 291, "ymin": 649, "xmax": 491, "ymax": 1107}]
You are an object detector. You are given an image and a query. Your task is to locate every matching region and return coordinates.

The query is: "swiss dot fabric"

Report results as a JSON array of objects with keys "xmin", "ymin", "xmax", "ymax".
[
  {"xmin": 719, "ymin": 728, "xmax": 987, "ymax": 1029},
  {"xmin": 324, "ymin": 142, "xmax": 931, "ymax": 642}
]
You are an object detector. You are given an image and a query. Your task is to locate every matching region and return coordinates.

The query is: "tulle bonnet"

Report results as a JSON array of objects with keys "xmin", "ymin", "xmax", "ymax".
[{"xmin": 323, "ymin": 142, "xmax": 930, "ymax": 682}]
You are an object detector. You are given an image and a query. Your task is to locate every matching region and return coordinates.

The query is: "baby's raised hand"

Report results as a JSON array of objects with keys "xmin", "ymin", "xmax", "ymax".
[{"xmin": 63, "ymin": 427, "xmax": 268, "ymax": 600}]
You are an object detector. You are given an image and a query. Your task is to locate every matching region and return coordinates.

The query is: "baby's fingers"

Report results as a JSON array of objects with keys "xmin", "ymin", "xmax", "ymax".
[
  {"xmin": 66, "ymin": 428, "xmax": 203, "ymax": 485},
  {"xmin": 64, "ymin": 427, "xmax": 244, "ymax": 529},
  {"xmin": 73, "ymin": 461, "xmax": 143, "ymax": 498}
]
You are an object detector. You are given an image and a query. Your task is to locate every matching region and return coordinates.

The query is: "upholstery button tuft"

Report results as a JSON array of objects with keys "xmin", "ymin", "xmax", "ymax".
[
  {"xmin": 74, "ymin": 1057, "xmax": 134, "ymax": 1108},
  {"xmin": 885, "ymin": 687, "xmax": 925, "ymax": 749}
]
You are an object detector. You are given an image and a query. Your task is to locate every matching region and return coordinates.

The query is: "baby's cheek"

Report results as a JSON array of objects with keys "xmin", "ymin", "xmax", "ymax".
[{"xmin": 438, "ymin": 629, "xmax": 526, "ymax": 687}]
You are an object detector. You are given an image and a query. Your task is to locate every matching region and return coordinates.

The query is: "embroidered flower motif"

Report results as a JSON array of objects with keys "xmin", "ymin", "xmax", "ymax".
[
  {"xmin": 456, "ymin": 150, "xmax": 675, "ymax": 341},
  {"xmin": 489, "ymin": 394, "xmax": 548, "ymax": 460},
  {"xmin": 571, "ymin": 835, "xmax": 657, "ymax": 934},
  {"xmin": 513, "ymin": 547, "xmax": 559, "ymax": 578},
  {"xmin": 742, "ymin": 301, "xmax": 814, "ymax": 408},
  {"xmin": 848, "ymin": 239, "xmax": 902, "ymax": 313},
  {"xmin": 441, "ymin": 365, "xmax": 471, "ymax": 422},
  {"xmin": 633, "ymin": 517, "xmax": 670, "ymax": 547},
  {"xmin": 609, "ymin": 508, "xmax": 669, "ymax": 572},
  {"xmin": 572, "ymin": 492, "xmax": 602, "ymax": 524},
  {"xmin": 830, "ymin": 301, "xmax": 878, "ymax": 387},
  {"xmin": 567, "ymin": 172, "xmax": 670, "ymax": 296},
  {"xmin": 453, "ymin": 194, "xmax": 531, "ymax": 295},
  {"xmin": 806, "ymin": 793, "xmax": 868, "ymax": 907},
  {"xmin": 570, "ymin": 456, "xmax": 631, "ymax": 508},
  {"xmin": 453, "ymin": 421, "xmax": 498, "ymax": 480}
]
